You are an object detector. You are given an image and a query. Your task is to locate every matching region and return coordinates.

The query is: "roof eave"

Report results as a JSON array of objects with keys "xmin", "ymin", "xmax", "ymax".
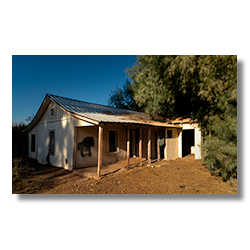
[
  {"xmin": 98, "ymin": 121, "xmax": 181, "ymax": 128},
  {"xmin": 24, "ymin": 94, "xmax": 51, "ymax": 132}
]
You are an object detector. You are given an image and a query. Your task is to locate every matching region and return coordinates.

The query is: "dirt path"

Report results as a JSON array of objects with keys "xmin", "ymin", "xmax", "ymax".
[{"xmin": 13, "ymin": 157, "xmax": 237, "ymax": 194}]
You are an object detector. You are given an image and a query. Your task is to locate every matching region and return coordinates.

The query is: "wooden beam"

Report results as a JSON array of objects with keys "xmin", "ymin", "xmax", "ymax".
[
  {"xmin": 73, "ymin": 127, "xmax": 78, "ymax": 169},
  {"xmin": 127, "ymin": 127, "xmax": 130, "ymax": 169},
  {"xmin": 139, "ymin": 126, "xmax": 142, "ymax": 167},
  {"xmin": 148, "ymin": 127, "xmax": 151, "ymax": 164},
  {"xmin": 97, "ymin": 125, "xmax": 103, "ymax": 177},
  {"xmin": 157, "ymin": 130, "xmax": 160, "ymax": 162}
]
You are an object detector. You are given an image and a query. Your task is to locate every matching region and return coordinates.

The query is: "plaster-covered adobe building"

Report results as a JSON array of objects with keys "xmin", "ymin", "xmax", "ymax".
[{"xmin": 26, "ymin": 94, "xmax": 202, "ymax": 176}]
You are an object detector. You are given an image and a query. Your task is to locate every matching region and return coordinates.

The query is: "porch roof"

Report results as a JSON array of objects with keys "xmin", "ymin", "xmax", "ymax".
[{"xmin": 168, "ymin": 117, "xmax": 197, "ymax": 124}]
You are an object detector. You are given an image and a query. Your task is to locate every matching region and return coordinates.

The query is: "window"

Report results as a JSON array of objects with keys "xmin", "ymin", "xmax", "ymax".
[
  {"xmin": 109, "ymin": 130, "xmax": 118, "ymax": 152},
  {"xmin": 31, "ymin": 134, "xmax": 36, "ymax": 152},
  {"xmin": 167, "ymin": 130, "xmax": 172, "ymax": 138},
  {"xmin": 51, "ymin": 108, "xmax": 54, "ymax": 117},
  {"xmin": 49, "ymin": 131, "xmax": 55, "ymax": 154}
]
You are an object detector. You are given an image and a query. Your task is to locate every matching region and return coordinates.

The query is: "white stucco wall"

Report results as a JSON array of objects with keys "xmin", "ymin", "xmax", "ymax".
[
  {"xmin": 28, "ymin": 101, "xmax": 76, "ymax": 169},
  {"xmin": 178, "ymin": 129, "xmax": 182, "ymax": 158},
  {"xmin": 194, "ymin": 128, "xmax": 202, "ymax": 159},
  {"xmin": 75, "ymin": 126, "xmax": 98, "ymax": 167}
]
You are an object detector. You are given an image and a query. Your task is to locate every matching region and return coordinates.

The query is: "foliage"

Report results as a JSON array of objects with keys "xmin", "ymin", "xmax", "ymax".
[
  {"xmin": 126, "ymin": 55, "xmax": 209, "ymax": 120},
  {"xmin": 12, "ymin": 122, "xmax": 28, "ymax": 158},
  {"xmin": 12, "ymin": 157, "xmax": 34, "ymax": 184},
  {"xmin": 108, "ymin": 80, "xmax": 141, "ymax": 111},
  {"xmin": 25, "ymin": 113, "xmax": 35, "ymax": 122},
  {"xmin": 199, "ymin": 56, "xmax": 237, "ymax": 184},
  {"xmin": 125, "ymin": 55, "xmax": 237, "ymax": 184}
]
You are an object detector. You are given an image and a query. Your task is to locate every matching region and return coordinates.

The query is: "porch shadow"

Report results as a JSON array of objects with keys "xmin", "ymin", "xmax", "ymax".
[{"xmin": 73, "ymin": 157, "xmax": 147, "ymax": 179}]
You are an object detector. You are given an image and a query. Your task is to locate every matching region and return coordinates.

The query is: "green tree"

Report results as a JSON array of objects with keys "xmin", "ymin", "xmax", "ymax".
[
  {"xmin": 12, "ymin": 122, "xmax": 28, "ymax": 158},
  {"xmin": 12, "ymin": 113, "xmax": 35, "ymax": 158},
  {"xmin": 126, "ymin": 55, "xmax": 237, "ymax": 184},
  {"xmin": 126, "ymin": 55, "xmax": 210, "ymax": 120},
  {"xmin": 108, "ymin": 80, "xmax": 140, "ymax": 111},
  {"xmin": 198, "ymin": 56, "xmax": 237, "ymax": 185}
]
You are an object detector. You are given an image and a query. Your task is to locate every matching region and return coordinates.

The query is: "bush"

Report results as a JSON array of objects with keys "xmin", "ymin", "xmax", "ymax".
[
  {"xmin": 12, "ymin": 122, "xmax": 28, "ymax": 158},
  {"xmin": 12, "ymin": 157, "xmax": 34, "ymax": 184}
]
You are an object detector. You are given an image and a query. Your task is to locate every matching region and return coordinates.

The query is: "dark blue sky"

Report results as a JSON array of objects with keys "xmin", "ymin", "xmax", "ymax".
[{"xmin": 12, "ymin": 55, "xmax": 138, "ymax": 123}]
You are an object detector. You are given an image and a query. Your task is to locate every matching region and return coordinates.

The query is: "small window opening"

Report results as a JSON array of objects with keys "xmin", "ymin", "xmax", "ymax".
[
  {"xmin": 51, "ymin": 108, "xmax": 54, "ymax": 117},
  {"xmin": 167, "ymin": 130, "xmax": 172, "ymax": 138},
  {"xmin": 109, "ymin": 130, "xmax": 118, "ymax": 152}
]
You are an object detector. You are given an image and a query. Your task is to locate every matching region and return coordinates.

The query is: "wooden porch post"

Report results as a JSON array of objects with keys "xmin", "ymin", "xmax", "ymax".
[
  {"xmin": 97, "ymin": 125, "xmax": 103, "ymax": 177},
  {"xmin": 127, "ymin": 126, "xmax": 130, "ymax": 169},
  {"xmin": 148, "ymin": 127, "xmax": 151, "ymax": 164},
  {"xmin": 139, "ymin": 126, "xmax": 142, "ymax": 167},
  {"xmin": 157, "ymin": 130, "xmax": 160, "ymax": 162},
  {"xmin": 73, "ymin": 127, "xmax": 78, "ymax": 169}
]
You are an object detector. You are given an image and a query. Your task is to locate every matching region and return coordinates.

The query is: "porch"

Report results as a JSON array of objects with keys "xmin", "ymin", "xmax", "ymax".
[{"xmin": 73, "ymin": 123, "xmax": 180, "ymax": 177}]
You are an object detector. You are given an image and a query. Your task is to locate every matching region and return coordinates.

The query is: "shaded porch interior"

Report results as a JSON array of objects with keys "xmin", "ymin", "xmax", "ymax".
[{"xmin": 74, "ymin": 123, "xmax": 179, "ymax": 177}]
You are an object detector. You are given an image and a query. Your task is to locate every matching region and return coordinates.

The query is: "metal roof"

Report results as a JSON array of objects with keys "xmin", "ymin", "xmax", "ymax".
[
  {"xmin": 48, "ymin": 94, "xmax": 136, "ymax": 123},
  {"xmin": 48, "ymin": 94, "xmax": 180, "ymax": 128},
  {"xmin": 168, "ymin": 117, "xmax": 197, "ymax": 124},
  {"xmin": 26, "ymin": 94, "xmax": 182, "ymax": 131}
]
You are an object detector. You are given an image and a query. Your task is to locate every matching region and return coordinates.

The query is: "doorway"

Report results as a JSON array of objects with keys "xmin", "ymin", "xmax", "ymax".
[
  {"xmin": 159, "ymin": 129, "xmax": 165, "ymax": 159},
  {"xmin": 155, "ymin": 129, "xmax": 165, "ymax": 160},
  {"xmin": 182, "ymin": 129, "xmax": 194, "ymax": 157},
  {"xmin": 130, "ymin": 129, "xmax": 139, "ymax": 157}
]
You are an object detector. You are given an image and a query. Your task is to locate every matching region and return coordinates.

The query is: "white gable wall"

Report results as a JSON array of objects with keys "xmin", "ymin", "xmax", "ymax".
[{"xmin": 28, "ymin": 100, "xmax": 94, "ymax": 170}]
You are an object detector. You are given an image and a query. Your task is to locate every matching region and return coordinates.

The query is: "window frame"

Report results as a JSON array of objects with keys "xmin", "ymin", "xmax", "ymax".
[{"xmin": 50, "ymin": 108, "xmax": 55, "ymax": 117}]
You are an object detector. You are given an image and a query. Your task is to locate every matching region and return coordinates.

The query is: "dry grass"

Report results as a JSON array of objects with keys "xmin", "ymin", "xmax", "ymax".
[{"xmin": 12, "ymin": 158, "xmax": 34, "ymax": 182}]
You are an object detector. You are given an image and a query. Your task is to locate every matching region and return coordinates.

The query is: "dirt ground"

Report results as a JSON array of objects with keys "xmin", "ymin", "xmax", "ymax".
[{"xmin": 12, "ymin": 156, "xmax": 237, "ymax": 194}]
